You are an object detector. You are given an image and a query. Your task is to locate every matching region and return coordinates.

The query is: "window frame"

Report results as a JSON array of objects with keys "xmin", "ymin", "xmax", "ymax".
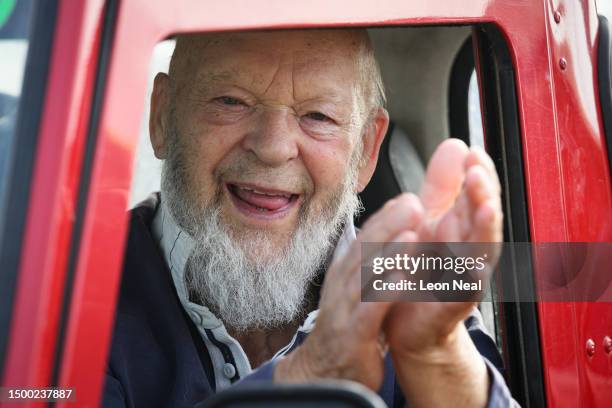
[
  {"xmin": 473, "ymin": 24, "xmax": 546, "ymax": 407},
  {"xmin": 0, "ymin": 0, "xmax": 60, "ymax": 375},
  {"xmin": 4, "ymin": 1, "xmax": 612, "ymax": 406},
  {"xmin": 1, "ymin": 0, "xmax": 106, "ymax": 393},
  {"xmin": 448, "ymin": 26, "xmax": 548, "ymax": 407}
]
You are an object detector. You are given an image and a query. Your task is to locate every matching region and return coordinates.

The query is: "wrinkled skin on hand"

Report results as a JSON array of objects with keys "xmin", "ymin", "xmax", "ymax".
[{"xmin": 276, "ymin": 139, "xmax": 503, "ymax": 407}]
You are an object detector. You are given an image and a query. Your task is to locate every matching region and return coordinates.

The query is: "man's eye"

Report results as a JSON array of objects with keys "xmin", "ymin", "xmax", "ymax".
[
  {"xmin": 305, "ymin": 112, "xmax": 332, "ymax": 122},
  {"xmin": 215, "ymin": 96, "xmax": 246, "ymax": 106}
]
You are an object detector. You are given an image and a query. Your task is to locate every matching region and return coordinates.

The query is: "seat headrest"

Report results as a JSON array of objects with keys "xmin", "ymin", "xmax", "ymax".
[{"xmin": 356, "ymin": 122, "xmax": 425, "ymax": 227}]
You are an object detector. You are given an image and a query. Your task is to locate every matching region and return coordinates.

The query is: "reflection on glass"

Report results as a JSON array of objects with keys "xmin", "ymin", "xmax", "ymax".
[{"xmin": 0, "ymin": 0, "xmax": 34, "ymax": 198}]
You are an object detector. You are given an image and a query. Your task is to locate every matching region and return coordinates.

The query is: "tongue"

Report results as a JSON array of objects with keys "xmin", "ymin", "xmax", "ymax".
[{"xmin": 233, "ymin": 187, "xmax": 291, "ymax": 211}]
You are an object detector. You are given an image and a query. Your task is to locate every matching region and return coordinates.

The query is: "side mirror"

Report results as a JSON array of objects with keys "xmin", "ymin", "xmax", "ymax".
[{"xmin": 196, "ymin": 380, "xmax": 387, "ymax": 408}]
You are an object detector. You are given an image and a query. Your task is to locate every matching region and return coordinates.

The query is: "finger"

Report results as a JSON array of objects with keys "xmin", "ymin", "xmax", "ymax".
[
  {"xmin": 356, "ymin": 195, "xmax": 424, "ymax": 279},
  {"xmin": 470, "ymin": 198, "xmax": 503, "ymax": 243},
  {"xmin": 379, "ymin": 230, "xmax": 420, "ymax": 302},
  {"xmin": 455, "ymin": 191, "xmax": 472, "ymax": 241},
  {"xmin": 465, "ymin": 147, "xmax": 501, "ymax": 194},
  {"xmin": 324, "ymin": 194, "xmax": 424, "ymax": 303},
  {"xmin": 360, "ymin": 193, "xmax": 425, "ymax": 240},
  {"xmin": 358, "ymin": 231, "xmax": 419, "ymax": 308},
  {"xmin": 357, "ymin": 229, "xmax": 421, "ymax": 299},
  {"xmin": 355, "ymin": 193, "xmax": 423, "ymax": 261},
  {"xmin": 394, "ymin": 230, "xmax": 420, "ymax": 243},
  {"xmin": 434, "ymin": 211, "xmax": 462, "ymax": 242},
  {"xmin": 420, "ymin": 139, "xmax": 469, "ymax": 214},
  {"xmin": 465, "ymin": 164, "xmax": 498, "ymax": 207}
]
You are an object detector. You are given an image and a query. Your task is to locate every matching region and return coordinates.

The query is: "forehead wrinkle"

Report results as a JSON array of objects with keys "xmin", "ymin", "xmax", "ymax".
[
  {"xmin": 291, "ymin": 56, "xmax": 352, "ymax": 94},
  {"xmin": 261, "ymin": 55, "xmax": 285, "ymax": 98},
  {"xmin": 172, "ymin": 30, "xmax": 379, "ymax": 120},
  {"xmin": 197, "ymin": 71, "xmax": 235, "ymax": 87},
  {"xmin": 170, "ymin": 35, "xmax": 219, "ymax": 93}
]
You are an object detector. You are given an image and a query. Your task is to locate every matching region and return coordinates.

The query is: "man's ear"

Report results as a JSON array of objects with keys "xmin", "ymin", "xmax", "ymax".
[
  {"xmin": 150, "ymin": 72, "xmax": 172, "ymax": 159},
  {"xmin": 356, "ymin": 108, "xmax": 390, "ymax": 192}
]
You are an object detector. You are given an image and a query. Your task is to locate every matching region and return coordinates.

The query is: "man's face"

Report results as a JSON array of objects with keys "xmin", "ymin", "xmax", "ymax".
[
  {"xmin": 150, "ymin": 30, "xmax": 388, "ymax": 331},
  {"xmin": 152, "ymin": 30, "xmax": 385, "ymax": 254}
]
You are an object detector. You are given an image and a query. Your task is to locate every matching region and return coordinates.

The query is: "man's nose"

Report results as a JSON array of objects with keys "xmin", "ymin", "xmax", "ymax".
[{"xmin": 241, "ymin": 108, "xmax": 299, "ymax": 167}]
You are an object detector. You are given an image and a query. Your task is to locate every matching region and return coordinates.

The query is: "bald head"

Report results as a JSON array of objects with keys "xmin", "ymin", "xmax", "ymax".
[{"xmin": 168, "ymin": 29, "xmax": 386, "ymax": 118}]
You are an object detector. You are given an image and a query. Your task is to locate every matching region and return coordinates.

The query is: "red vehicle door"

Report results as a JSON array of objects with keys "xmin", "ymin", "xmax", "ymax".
[{"xmin": 1, "ymin": 0, "xmax": 611, "ymax": 407}]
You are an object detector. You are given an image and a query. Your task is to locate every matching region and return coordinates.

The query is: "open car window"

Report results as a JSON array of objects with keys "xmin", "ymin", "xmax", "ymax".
[{"xmin": 127, "ymin": 25, "xmax": 536, "ymax": 405}]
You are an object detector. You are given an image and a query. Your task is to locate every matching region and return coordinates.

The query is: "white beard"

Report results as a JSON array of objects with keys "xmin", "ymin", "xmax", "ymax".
[
  {"xmin": 161, "ymin": 128, "xmax": 361, "ymax": 333},
  {"xmin": 181, "ymin": 199, "xmax": 350, "ymax": 333}
]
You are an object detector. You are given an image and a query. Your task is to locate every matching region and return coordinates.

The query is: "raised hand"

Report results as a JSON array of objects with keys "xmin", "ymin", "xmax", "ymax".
[
  {"xmin": 275, "ymin": 139, "xmax": 503, "ymax": 408},
  {"xmin": 383, "ymin": 139, "xmax": 503, "ymax": 407},
  {"xmin": 274, "ymin": 194, "xmax": 423, "ymax": 390}
]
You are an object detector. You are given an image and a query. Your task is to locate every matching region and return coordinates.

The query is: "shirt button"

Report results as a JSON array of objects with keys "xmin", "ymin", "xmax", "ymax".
[{"xmin": 222, "ymin": 363, "xmax": 236, "ymax": 379}]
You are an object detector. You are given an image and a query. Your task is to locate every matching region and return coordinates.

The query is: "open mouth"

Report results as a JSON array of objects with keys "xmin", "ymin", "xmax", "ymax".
[{"xmin": 226, "ymin": 182, "xmax": 300, "ymax": 218}]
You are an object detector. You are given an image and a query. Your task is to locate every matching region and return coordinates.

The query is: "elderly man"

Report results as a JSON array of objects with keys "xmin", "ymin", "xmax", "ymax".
[{"xmin": 103, "ymin": 29, "xmax": 514, "ymax": 407}]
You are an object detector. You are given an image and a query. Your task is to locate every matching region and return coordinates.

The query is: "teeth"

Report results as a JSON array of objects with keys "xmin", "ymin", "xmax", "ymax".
[{"xmin": 237, "ymin": 186, "xmax": 291, "ymax": 198}]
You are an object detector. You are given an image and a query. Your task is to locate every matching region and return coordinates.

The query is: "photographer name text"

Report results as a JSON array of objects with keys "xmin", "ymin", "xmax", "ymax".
[{"xmin": 372, "ymin": 279, "xmax": 482, "ymax": 291}]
